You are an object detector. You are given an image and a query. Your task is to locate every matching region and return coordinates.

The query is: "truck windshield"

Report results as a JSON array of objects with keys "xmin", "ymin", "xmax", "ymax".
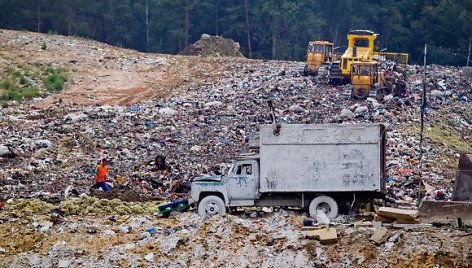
[{"xmin": 309, "ymin": 44, "xmax": 323, "ymax": 53}]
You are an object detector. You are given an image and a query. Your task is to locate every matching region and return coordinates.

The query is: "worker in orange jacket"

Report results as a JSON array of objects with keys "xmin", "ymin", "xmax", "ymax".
[{"xmin": 93, "ymin": 158, "xmax": 110, "ymax": 192}]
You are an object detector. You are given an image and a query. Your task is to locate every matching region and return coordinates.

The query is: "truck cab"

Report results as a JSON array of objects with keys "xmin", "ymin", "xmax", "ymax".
[{"xmin": 191, "ymin": 154, "xmax": 261, "ymax": 217}]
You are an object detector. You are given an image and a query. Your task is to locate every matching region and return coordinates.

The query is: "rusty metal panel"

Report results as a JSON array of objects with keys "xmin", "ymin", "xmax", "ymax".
[
  {"xmin": 452, "ymin": 154, "xmax": 472, "ymax": 201},
  {"xmin": 259, "ymin": 124, "xmax": 384, "ymax": 193}
]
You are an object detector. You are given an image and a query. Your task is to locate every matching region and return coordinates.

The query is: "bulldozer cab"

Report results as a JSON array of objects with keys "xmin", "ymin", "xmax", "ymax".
[
  {"xmin": 307, "ymin": 41, "xmax": 333, "ymax": 63},
  {"xmin": 351, "ymin": 62, "xmax": 377, "ymax": 78},
  {"xmin": 350, "ymin": 62, "xmax": 380, "ymax": 86},
  {"xmin": 305, "ymin": 41, "xmax": 334, "ymax": 75}
]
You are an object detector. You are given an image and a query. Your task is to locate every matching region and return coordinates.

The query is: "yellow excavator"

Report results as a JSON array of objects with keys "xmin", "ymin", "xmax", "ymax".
[{"xmin": 304, "ymin": 41, "xmax": 335, "ymax": 76}]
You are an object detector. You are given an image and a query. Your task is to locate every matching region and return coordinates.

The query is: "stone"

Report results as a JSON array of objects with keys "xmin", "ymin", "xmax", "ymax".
[
  {"xmin": 370, "ymin": 228, "xmax": 388, "ymax": 244},
  {"xmin": 340, "ymin": 109, "xmax": 355, "ymax": 119},
  {"xmin": 58, "ymin": 259, "xmax": 71, "ymax": 268},
  {"xmin": 159, "ymin": 237, "xmax": 182, "ymax": 254},
  {"xmin": 289, "ymin": 104, "xmax": 305, "ymax": 113},
  {"xmin": 305, "ymin": 227, "xmax": 337, "ymax": 244},
  {"xmin": 63, "ymin": 112, "xmax": 88, "ymax": 123},
  {"xmin": 139, "ymin": 231, "xmax": 151, "ymax": 240},
  {"xmin": 28, "ymin": 255, "xmax": 41, "ymax": 266},
  {"xmin": 144, "ymin": 253, "xmax": 154, "ymax": 262},
  {"xmin": 119, "ymin": 225, "xmax": 130, "ymax": 234},
  {"xmin": 354, "ymin": 106, "xmax": 368, "ymax": 114},
  {"xmin": 158, "ymin": 107, "xmax": 177, "ymax": 115},
  {"xmin": 430, "ymin": 90, "xmax": 444, "ymax": 97},
  {"xmin": 377, "ymin": 207, "xmax": 418, "ymax": 221},
  {"xmin": 205, "ymin": 101, "xmax": 224, "ymax": 108},
  {"xmin": 102, "ymin": 229, "xmax": 115, "ymax": 236},
  {"xmin": 34, "ymin": 139, "xmax": 52, "ymax": 149},
  {"xmin": 124, "ymin": 243, "xmax": 136, "ymax": 250}
]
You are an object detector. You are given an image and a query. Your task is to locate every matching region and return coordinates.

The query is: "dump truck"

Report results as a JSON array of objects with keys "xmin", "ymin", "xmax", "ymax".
[
  {"xmin": 304, "ymin": 41, "xmax": 335, "ymax": 76},
  {"xmin": 191, "ymin": 123, "xmax": 386, "ymax": 219}
]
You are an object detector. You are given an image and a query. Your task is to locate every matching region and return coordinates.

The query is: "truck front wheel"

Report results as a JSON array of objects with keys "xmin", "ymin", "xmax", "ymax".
[
  {"xmin": 309, "ymin": 196, "xmax": 339, "ymax": 220},
  {"xmin": 198, "ymin": 195, "xmax": 226, "ymax": 218}
]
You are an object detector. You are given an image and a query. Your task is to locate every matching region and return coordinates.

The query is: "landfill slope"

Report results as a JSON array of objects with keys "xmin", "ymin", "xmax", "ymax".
[
  {"xmin": 0, "ymin": 30, "xmax": 471, "ymax": 267},
  {"xmin": 0, "ymin": 29, "xmax": 249, "ymax": 106}
]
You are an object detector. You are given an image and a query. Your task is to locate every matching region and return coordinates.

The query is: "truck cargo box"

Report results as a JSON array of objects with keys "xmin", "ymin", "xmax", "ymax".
[{"xmin": 259, "ymin": 124, "xmax": 386, "ymax": 193}]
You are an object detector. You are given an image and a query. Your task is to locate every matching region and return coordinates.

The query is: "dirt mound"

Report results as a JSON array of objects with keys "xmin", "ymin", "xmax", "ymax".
[
  {"xmin": 181, "ymin": 34, "xmax": 244, "ymax": 57},
  {"xmin": 90, "ymin": 187, "xmax": 152, "ymax": 202}
]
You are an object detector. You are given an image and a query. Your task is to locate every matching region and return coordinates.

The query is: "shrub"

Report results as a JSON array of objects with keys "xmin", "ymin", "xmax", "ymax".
[
  {"xmin": 20, "ymin": 87, "xmax": 40, "ymax": 99},
  {"xmin": 0, "ymin": 90, "xmax": 20, "ymax": 101},
  {"xmin": 43, "ymin": 73, "xmax": 67, "ymax": 92},
  {"xmin": 19, "ymin": 75, "xmax": 31, "ymax": 86},
  {"xmin": 0, "ymin": 80, "xmax": 17, "ymax": 91}
]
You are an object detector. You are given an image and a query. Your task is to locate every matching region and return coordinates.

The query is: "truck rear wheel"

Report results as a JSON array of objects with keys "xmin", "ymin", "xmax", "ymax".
[
  {"xmin": 198, "ymin": 195, "xmax": 226, "ymax": 218},
  {"xmin": 309, "ymin": 196, "xmax": 339, "ymax": 220}
]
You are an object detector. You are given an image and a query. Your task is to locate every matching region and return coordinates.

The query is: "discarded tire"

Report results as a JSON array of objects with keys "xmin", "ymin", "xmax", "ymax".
[
  {"xmin": 198, "ymin": 195, "xmax": 226, "ymax": 218},
  {"xmin": 309, "ymin": 195, "xmax": 338, "ymax": 219}
]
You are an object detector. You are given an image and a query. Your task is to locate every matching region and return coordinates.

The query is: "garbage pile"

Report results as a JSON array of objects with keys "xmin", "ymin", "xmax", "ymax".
[
  {"xmin": 0, "ymin": 58, "xmax": 471, "ymax": 204},
  {"xmin": 180, "ymin": 34, "xmax": 245, "ymax": 57}
]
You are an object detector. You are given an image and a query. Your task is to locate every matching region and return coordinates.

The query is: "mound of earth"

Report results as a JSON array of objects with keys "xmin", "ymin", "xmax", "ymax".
[
  {"xmin": 181, "ymin": 34, "xmax": 244, "ymax": 57},
  {"xmin": 90, "ymin": 187, "xmax": 154, "ymax": 202}
]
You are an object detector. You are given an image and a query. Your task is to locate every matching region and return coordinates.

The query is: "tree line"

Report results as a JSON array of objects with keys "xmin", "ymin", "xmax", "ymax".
[{"xmin": 0, "ymin": 0, "xmax": 470, "ymax": 65}]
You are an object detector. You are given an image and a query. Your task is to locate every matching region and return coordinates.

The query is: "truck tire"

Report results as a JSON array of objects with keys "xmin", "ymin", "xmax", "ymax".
[
  {"xmin": 309, "ymin": 196, "xmax": 339, "ymax": 220},
  {"xmin": 198, "ymin": 195, "xmax": 226, "ymax": 218}
]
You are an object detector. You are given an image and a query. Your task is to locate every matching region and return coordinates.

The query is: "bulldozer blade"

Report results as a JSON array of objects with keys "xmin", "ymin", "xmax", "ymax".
[{"xmin": 418, "ymin": 201, "xmax": 472, "ymax": 226}]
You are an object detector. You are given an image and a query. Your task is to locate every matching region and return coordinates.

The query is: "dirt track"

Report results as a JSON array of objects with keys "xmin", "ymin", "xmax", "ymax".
[{"xmin": 0, "ymin": 29, "xmax": 249, "ymax": 105}]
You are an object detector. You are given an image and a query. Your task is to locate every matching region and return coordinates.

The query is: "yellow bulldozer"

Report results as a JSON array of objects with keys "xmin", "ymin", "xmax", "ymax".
[
  {"xmin": 304, "ymin": 41, "xmax": 335, "ymax": 76},
  {"xmin": 328, "ymin": 30, "xmax": 377, "ymax": 85},
  {"xmin": 349, "ymin": 61, "xmax": 391, "ymax": 99},
  {"xmin": 328, "ymin": 29, "xmax": 408, "ymax": 99}
]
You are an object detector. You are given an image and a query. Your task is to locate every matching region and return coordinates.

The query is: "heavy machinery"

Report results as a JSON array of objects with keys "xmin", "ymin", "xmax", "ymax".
[
  {"xmin": 349, "ymin": 61, "xmax": 391, "ymax": 99},
  {"xmin": 328, "ymin": 30, "xmax": 377, "ymax": 85},
  {"xmin": 304, "ymin": 41, "xmax": 335, "ymax": 76}
]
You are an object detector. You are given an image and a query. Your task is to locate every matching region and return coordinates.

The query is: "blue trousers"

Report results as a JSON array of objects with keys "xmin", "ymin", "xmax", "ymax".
[{"xmin": 94, "ymin": 182, "xmax": 110, "ymax": 192}]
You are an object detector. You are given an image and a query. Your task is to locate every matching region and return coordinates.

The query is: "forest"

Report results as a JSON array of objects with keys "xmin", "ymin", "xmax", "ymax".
[{"xmin": 0, "ymin": 0, "xmax": 470, "ymax": 65}]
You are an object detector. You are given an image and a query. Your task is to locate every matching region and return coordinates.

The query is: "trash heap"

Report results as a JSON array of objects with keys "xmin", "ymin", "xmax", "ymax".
[
  {"xmin": 1, "ymin": 53, "xmax": 471, "ymax": 205},
  {"xmin": 180, "ymin": 34, "xmax": 245, "ymax": 57}
]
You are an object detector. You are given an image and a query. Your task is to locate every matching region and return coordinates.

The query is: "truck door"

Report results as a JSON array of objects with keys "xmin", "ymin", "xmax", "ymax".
[{"xmin": 226, "ymin": 160, "xmax": 259, "ymax": 200}]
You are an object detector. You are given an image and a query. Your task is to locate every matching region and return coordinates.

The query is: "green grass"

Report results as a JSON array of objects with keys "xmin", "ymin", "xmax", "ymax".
[
  {"xmin": 0, "ymin": 64, "xmax": 68, "ymax": 102},
  {"xmin": 0, "ymin": 79, "xmax": 16, "ymax": 91},
  {"xmin": 0, "ymin": 87, "xmax": 40, "ymax": 101},
  {"xmin": 43, "ymin": 72, "xmax": 67, "ymax": 92}
]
